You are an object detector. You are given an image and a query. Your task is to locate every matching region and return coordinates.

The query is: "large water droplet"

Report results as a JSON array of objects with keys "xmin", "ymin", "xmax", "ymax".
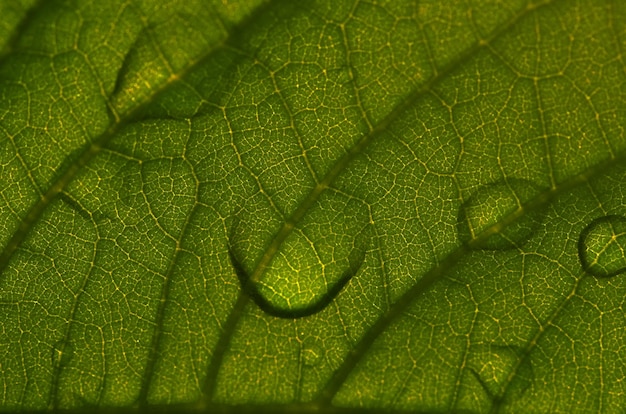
[
  {"xmin": 457, "ymin": 179, "xmax": 545, "ymax": 250},
  {"xmin": 231, "ymin": 192, "xmax": 369, "ymax": 318},
  {"xmin": 578, "ymin": 215, "xmax": 626, "ymax": 278},
  {"xmin": 468, "ymin": 345, "xmax": 532, "ymax": 403}
]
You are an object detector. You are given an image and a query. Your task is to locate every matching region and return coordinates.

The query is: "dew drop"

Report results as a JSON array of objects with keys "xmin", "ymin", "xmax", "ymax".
[
  {"xmin": 230, "ymin": 244, "xmax": 365, "ymax": 319},
  {"xmin": 578, "ymin": 215, "xmax": 626, "ymax": 278},
  {"xmin": 230, "ymin": 193, "xmax": 370, "ymax": 318},
  {"xmin": 468, "ymin": 345, "xmax": 532, "ymax": 403},
  {"xmin": 457, "ymin": 179, "xmax": 545, "ymax": 250}
]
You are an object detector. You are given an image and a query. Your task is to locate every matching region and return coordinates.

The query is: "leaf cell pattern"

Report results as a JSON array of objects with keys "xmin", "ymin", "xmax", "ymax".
[{"xmin": 0, "ymin": 1, "xmax": 625, "ymax": 413}]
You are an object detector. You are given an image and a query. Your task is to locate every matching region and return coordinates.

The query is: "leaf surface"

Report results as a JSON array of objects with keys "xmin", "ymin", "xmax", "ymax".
[{"xmin": 0, "ymin": 0, "xmax": 625, "ymax": 412}]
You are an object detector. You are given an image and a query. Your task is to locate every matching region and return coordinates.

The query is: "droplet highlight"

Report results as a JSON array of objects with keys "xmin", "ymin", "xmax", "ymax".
[
  {"xmin": 457, "ymin": 179, "xmax": 545, "ymax": 250},
  {"xmin": 578, "ymin": 215, "xmax": 626, "ymax": 278}
]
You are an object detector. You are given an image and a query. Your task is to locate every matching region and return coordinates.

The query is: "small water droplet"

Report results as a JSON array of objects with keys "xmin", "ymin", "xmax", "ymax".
[
  {"xmin": 578, "ymin": 215, "xmax": 626, "ymax": 278},
  {"xmin": 457, "ymin": 179, "xmax": 545, "ymax": 250}
]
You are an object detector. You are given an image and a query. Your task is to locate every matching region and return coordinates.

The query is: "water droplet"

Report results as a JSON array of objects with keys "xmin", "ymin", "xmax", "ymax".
[
  {"xmin": 468, "ymin": 345, "xmax": 532, "ymax": 403},
  {"xmin": 51, "ymin": 340, "xmax": 74, "ymax": 369},
  {"xmin": 231, "ymin": 193, "xmax": 370, "ymax": 318},
  {"xmin": 578, "ymin": 215, "xmax": 626, "ymax": 278},
  {"xmin": 457, "ymin": 179, "xmax": 545, "ymax": 250}
]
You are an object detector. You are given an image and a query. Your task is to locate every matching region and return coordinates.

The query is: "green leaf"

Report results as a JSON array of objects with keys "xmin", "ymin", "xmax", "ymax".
[{"xmin": 1, "ymin": 0, "xmax": 625, "ymax": 412}]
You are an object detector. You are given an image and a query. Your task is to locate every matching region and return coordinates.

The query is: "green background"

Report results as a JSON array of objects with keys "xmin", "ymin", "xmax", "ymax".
[{"xmin": 0, "ymin": 0, "xmax": 625, "ymax": 412}]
